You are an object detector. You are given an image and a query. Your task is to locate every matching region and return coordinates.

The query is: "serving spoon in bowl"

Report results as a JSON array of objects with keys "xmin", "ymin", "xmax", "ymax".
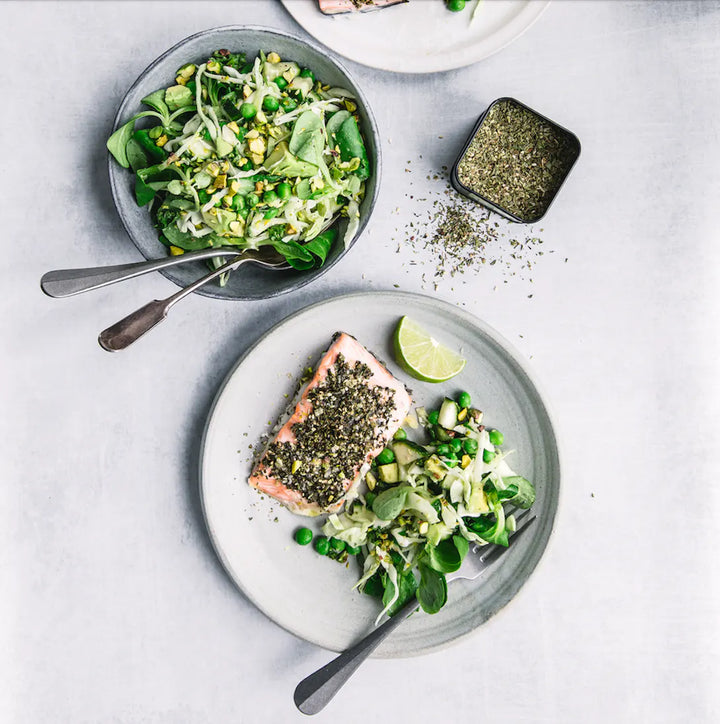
[
  {"xmin": 40, "ymin": 246, "xmax": 247, "ymax": 298},
  {"xmin": 97, "ymin": 248, "xmax": 290, "ymax": 352}
]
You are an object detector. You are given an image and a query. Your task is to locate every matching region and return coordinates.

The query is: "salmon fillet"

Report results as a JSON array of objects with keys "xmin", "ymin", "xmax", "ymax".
[
  {"xmin": 318, "ymin": 0, "xmax": 408, "ymax": 15},
  {"xmin": 249, "ymin": 332, "xmax": 412, "ymax": 516}
]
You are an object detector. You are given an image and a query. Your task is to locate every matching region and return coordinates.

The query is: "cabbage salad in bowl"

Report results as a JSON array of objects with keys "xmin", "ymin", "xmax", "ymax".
[{"xmin": 107, "ymin": 48, "xmax": 370, "ymax": 280}]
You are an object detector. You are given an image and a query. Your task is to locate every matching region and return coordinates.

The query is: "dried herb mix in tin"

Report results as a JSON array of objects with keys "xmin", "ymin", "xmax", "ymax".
[{"xmin": 456, "ymin": 99, "xmax": 578, "ymax": 222}]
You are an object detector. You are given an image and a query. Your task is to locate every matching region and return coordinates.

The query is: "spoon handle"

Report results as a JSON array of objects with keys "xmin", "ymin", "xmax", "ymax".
[
  {"xmin": 40, "ymin": 247, "xmax": 239, "ymax": 298},
  {"xmin": 98, "ymin": 256, "xmax": 243, "ymax": 352},
  {"xmin": 294, "ymin": 597, "xmax": 419, "ymax": 715}
]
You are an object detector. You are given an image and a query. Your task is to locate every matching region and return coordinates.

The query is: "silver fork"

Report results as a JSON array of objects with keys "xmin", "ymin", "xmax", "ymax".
[{"xmin": 294, "ymin": 511, "xmax": 536, "ymax": 716}]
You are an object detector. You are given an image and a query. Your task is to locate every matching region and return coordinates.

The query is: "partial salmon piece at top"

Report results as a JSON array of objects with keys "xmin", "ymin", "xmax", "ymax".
[
  {"xmin": 318, "ymin": 0, "xmax": 408, "ymax": 16},
  {"xmin": 249, "ymin": 332, "xmax": 412, "ymax": 516}
]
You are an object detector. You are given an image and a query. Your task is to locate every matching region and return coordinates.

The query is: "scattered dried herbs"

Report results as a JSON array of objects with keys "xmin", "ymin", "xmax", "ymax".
[
  {"xmin": 456, "ymin": 99, "xmax": 579, "ymax": 222},
  {"xmin": 394, "ymin": 161, "xmax": 553, "ymax": 291}
]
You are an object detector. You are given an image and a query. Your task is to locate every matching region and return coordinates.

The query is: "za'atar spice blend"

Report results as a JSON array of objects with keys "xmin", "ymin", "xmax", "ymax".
[{"xmin": 453, "ymin": 98, "xmax": 580, "ymax": 223}]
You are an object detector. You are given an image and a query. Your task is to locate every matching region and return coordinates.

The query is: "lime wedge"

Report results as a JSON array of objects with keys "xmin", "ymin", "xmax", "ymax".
[{"xmin": 394, "ymin": 316, "xmax": 466, "ymax": 383}]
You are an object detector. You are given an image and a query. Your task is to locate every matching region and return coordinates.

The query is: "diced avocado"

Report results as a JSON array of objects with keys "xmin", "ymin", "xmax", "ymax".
[
  {"xmin": 391, "ymin": 440, "xmax": 425, "ymax": 466},
  {"xmin": 164, "ymin": 84, "xmax": 194, "ymax": 111},
  {"xmin": 432, "ymin": 425, "xmax": 452, "ymax": 442},
  {"xmin": 214, "ymin": 137, "xmax": 234, "ymax": 157},
  {"xmin": 438, "ymin": 398, "xmax": 458, "ymax": 429},
  {"xmin": 289, "ymin": 75, "xmax": 313, "ymax": 97},
  {"xmin": 424, "ymin": 455, "xmax": 446, "ymax": 482},
  {"xmin": 377, "ymin": 463, "xmax": 400, "ymax": 484},
  {"xmin": 426, "ymin": 522, "xmax": 451, "ymax": 547},
  {"xmin": 467, "ymin": 480, "xmax": 489, "ymax": 514}
]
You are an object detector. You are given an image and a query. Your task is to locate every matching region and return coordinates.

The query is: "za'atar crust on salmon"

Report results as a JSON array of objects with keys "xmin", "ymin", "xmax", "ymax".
[{"xmin": 248, "ymin": 332, "xmax": 412, "ymax": 516}]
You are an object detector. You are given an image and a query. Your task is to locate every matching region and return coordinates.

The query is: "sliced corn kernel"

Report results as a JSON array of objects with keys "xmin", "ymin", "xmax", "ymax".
[
  {"xmin": 267, "ymin": 52, "xmax": 281, "ymax": 64},
  {"xmin": 461, "ymin": 454, "xmax": 472, "ymax": 469},
  {"xmin": 169, "ymin": 246, "xmax": 184, "ymax": 256}
]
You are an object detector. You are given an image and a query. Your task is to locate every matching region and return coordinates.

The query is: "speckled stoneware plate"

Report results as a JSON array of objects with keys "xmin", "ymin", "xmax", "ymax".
[
  {"xmin": 280, "ymin": 0, "xmax": 550, "ymax": 74},
  {"xmin": 200, "ymin": 291, "xmax": 560, "ymax": 656},
  {"xmin": 108, "ymin": 26, "xmax": 380, "ymax": 300}
]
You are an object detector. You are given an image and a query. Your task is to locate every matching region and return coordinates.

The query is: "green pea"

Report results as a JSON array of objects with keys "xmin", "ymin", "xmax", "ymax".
[
  {"xmin": 457, "ymin": 391, "xmax": 472, "ymax": 409},
  {"xmin": 245, "ymin": 193, "xmax": 259, "ymax": 207},
  {"xmin": 483, "ymin": 449, "xmax": 496, "ymax": 463},
  {"xmin": 240, "ymin": 103, "xmax": 257, "ymax": 119},
  {"xmin": 314, "ymin": 535, "xmax": 330, "ymax": 555},
  {"xmin": 242, "ymin": 160, "xmax": 254, "ymax": 171},
  {"xmin": 294, "ymin": 527, "xmax": 313, "ymax": 546},
  {"xmin": 197, "ymin": 189, "xmax": 211, "ymax": 204},
  {"xmin": 281, "ymin": 97, "xmax": 298, "ymax": 111},
  {"xmin": 445, "ymin": 459, "xmax": 459, "ymax": 468},
  {"xmin": 276, "ymin": 182, "xmax": 292, "ymax": 200},
  {"xmin": 463, "ymin": 438, "xmax": 479, "ymax": 454},
  {"xmin": 263, "ymin": 189, "xmax": 278, "ymax": 204},
  {"xmin": 264, "ymin": 207, "xmax": 279, "ymax": 219},
  {"xmin": 436, "ymin": 444, "xmax": 451, "ymax": 456},
  {"xmin": 393, "ymin": 428, "xmax": 407, "ymax": 441},
  {"xmin": 365, "ymin": 491, "xmax": 376, "ymax": 507},
  {"xmin": 346, "ymin": 544, "xmax": 361, "ymax": 556},
  {"xmin": 262, "ymin": 96, "xmax": 280, "ymax": 112},
  {"xmin": 273, "ymin": 76, "xmax": 288, "ymax": 90},
  {"xmin": 488, "ymin": 429, "xmax": 504, "ymax": 446},
  {"xmin": 427, "ymin": 410, "xmax": 439, "ymax": 425},
  {"xmin": 231, "ymin": 194, "xmax": 245, "ymax": 211},
  {"xmin": 450, "ymin": 438, "xmax": 463, "ymax": 453},
  {"xmin": 299, "ymin": 68, "xmax": 315, "ymax": 80},
  {"xmin": 330, "ymin": 538, "xmax": 346, "ymax": 552},
  {"xmin": 376, "ymin": 448, "xmax": 395, "ymax": 465},
  {"xmin": 447, "ymin": 0, "xmax": 466, "ymax": 10}
]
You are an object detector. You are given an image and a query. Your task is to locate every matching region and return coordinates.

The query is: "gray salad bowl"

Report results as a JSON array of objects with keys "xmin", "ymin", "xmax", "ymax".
[{"xmin": 107, "ymin": 25, "xmax": 381, "ymax": 300}]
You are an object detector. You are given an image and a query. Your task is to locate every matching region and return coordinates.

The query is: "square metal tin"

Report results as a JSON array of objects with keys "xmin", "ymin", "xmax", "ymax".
[{"xmin": 451, "ymin": 97, "xmax": 581, "ymax": 224}]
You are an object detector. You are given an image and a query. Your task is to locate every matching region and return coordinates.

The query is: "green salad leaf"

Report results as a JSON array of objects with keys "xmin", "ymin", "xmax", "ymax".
[{"xmin": 417, "ymin": 562, "xmax": 447, "ymax": 615}]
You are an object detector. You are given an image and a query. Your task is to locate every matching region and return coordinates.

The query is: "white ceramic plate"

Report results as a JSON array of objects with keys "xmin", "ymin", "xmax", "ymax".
[
  {"xmin": 200, "ymin": 291, "xmax": 559, "ymax": 656},
  {"xmin": 280, "ymin": 0, "xmax": 550, "ymax": 74}
]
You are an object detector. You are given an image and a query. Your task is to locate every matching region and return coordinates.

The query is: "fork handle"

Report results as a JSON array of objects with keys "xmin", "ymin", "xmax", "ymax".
[
  {"xmin": 40, "ymin": 247, "xmax": 239, "ymax": 298},
  {"xmin": 294, "ymin": 597, "xmax": 419, "ymax": 715},
  {"xmin": 97, "ymin": 256, "xmax": 245, "ymax": 352}
]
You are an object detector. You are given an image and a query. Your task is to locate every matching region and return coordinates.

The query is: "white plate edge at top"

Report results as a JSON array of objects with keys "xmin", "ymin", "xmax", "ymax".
[{"xmin": 279, "ymin": 0, "xmax": 551, "ymax": 74}]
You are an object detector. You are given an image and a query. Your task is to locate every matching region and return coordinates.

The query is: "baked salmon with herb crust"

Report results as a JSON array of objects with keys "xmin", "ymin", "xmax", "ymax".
[{"xmin": 249, "ymin": 332, "xmax": 412, "ymax": 516}]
